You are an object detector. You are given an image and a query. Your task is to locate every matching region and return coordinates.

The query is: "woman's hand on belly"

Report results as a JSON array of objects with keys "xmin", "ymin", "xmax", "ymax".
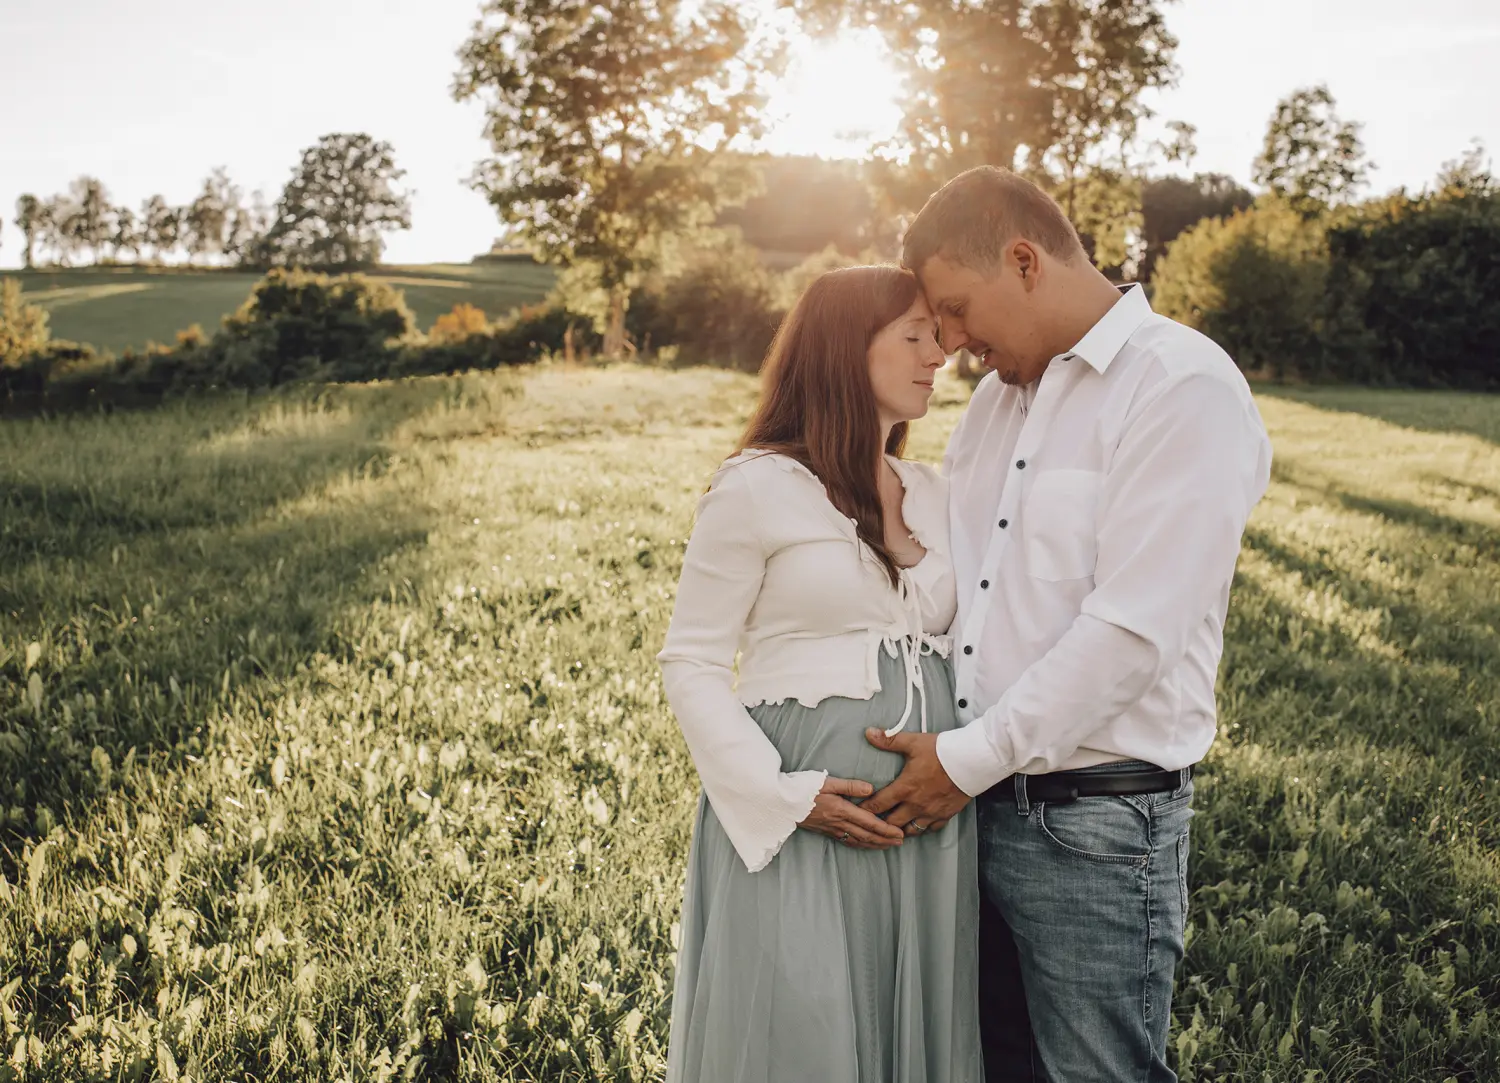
[{"xmin": 798, "ymin": 776, "xmax": 908, "ymax": 850}]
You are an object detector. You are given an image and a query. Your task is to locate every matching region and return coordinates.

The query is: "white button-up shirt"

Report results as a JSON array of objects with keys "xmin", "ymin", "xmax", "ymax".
[{"xmin": 935, "ymin": 285, "xmax": 1272, "ymax": 797}]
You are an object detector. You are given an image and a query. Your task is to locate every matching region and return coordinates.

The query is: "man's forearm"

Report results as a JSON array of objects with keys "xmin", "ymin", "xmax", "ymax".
[{"xmin": 936, "ymin": 613, "xmax": 1160, "ymax": 796}]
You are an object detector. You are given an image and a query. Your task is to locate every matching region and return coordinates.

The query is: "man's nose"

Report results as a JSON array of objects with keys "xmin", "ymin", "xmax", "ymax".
[{"xmin": 938, "ymin": 324, "xmax": 966, "ymax": 355}]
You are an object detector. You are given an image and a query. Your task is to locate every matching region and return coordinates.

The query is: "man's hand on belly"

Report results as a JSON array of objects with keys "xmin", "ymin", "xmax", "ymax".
[{"xmin": 861, "ymin": 730, "xmax": 972, "ymax": 835}]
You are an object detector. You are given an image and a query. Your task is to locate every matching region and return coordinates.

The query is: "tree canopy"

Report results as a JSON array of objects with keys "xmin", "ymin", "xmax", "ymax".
[
  {"xmin": 794, "ymin": 0, "xmax": 1178, "ymax": 216},
  {"xmin": 1252, "ymin": 84, "xmax": 1371, "ymax": 217},
  {"xmin": 259, "ymin": 133, "xmax": 413, "ymax": 269},
  {"xmin": 454, "ymin": 0, "xmax": 772, "ymax": 354}
]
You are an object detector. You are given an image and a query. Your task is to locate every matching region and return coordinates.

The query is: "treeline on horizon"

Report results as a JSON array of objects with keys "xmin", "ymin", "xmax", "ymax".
[
  {"xmin": 6, "ymin": 132, "xmax": 410, "ymax": 273},
  {"xmin": 3, "ymin": 149, "xmax": 1249, "ymax": 282}
]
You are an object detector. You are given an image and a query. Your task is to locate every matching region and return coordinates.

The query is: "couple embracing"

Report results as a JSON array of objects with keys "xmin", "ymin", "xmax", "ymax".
[{"xmin": 657, "ymin": 166, "xmax": 1272, "ymax": 1082}]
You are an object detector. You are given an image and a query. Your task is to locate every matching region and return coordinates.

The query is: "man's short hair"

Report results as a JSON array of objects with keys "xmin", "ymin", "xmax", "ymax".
[{"xmin": 902, "ymin": 166, "xmax": 1085, "ymax": 275}]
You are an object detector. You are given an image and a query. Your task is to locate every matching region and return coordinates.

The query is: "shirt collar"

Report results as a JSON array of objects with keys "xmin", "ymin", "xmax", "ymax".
[{"xmin": 1066, "ymin": 283, "xmax": 1152, "ymax": 375}]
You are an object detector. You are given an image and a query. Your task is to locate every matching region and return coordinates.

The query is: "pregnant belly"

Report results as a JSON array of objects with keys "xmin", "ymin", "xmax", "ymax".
[{"xmin": 748, "ymin": 651, "xmax": 957, "ymax": 791}]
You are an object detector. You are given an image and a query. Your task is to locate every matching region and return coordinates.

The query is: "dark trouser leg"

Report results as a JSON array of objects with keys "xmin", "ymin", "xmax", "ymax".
[{"xmin": 976, "ymin": 794, "xmax": 1041, "ymax": 1083}]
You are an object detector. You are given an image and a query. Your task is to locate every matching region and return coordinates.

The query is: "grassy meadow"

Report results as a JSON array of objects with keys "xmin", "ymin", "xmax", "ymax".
[
  {"xmin": 1, "ymin": 366, "xmax": 1498, "ymax": 1081},
  {"xmin": 8, "ymin": 261, "xmax": 558, "ymax": 354}
]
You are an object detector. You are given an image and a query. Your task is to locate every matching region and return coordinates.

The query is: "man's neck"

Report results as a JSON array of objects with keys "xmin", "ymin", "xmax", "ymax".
[{"xmin": 1046, "ymin": 267, "xmax": 1127, "ymax": 358}]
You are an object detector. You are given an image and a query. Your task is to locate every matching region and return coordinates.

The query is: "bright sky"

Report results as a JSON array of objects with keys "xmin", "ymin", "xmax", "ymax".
[{"xmin": 1, "ymin": 0, "xmax": 1497, "ymax": 268}]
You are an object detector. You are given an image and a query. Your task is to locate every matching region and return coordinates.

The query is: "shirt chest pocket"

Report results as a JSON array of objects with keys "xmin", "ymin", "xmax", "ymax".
[{"xmin": 1022, "ymin": 469, "xmax": 1103, "ymax": 581}]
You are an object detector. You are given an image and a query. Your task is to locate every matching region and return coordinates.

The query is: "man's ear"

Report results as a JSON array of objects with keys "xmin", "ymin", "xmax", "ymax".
[{"xmin": 1013, "ymin": 241, "xmax": 1038, "ymax": 287}]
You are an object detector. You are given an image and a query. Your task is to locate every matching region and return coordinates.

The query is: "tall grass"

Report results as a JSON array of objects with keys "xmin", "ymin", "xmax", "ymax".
[{"xmin": 0, "ymin": 367, "xmax": 1496, "ymax": 1081}]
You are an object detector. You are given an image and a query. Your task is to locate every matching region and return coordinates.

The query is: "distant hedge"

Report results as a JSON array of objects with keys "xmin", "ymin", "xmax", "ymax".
[
  {"xmin": 1152, "ymin": 185, "xmax": 1500, "ymax": 388},
  {"xmin": 0, "ymin": 269, "xmax": 584, "ymax": 415}
]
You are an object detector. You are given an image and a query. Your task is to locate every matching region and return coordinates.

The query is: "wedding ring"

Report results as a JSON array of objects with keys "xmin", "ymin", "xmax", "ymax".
[
  {"xmin": 907, "ymin": 821, "xmax": 926, "ymax": 833},
  {"xmin": 838, "ymin": 831, "xmax": 850, "ymax": 842}
]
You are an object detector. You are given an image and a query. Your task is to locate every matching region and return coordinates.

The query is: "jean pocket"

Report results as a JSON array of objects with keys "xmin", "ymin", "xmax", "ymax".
[
  {"xmin": 1035, "ymin": 797, "xmax": 1151, "ymax": 865},
  {"xmin": 1177, "ymin": 828, "xmax": 1191, "ymax": 915}
]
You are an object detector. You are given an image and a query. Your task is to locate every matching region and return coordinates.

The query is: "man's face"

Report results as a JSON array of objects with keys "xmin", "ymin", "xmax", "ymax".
[{"xmin": 918, "ymin": 251, "xmax": 1048, "ymax": 386}]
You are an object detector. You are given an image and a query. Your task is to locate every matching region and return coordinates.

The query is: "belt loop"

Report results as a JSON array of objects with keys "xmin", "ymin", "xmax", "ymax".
[
  {"xmin": 1177, "ymin": 766, "xmax": 1191, "ymax": 797},
  {"xmin": 1014, "ymin": 773, "xmax": 1030, "ymax": 816}
]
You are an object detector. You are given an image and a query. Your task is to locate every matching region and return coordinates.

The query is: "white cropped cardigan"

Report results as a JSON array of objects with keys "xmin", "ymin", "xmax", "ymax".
[{"xmin": 657, "ymin": 450, "xmax": 958, "ymax": 871}]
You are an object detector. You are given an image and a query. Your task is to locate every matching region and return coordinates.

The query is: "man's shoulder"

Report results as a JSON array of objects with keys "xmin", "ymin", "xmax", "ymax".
[{"xmin": 1131, "ymin": 313, "xmax": 1243, "ymax": 385}]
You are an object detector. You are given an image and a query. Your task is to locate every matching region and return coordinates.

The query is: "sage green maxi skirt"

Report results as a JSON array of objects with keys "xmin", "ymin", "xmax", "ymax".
[{"xmin": 666, "ymin": 649, "xmax": 983, "ymax": 1083}]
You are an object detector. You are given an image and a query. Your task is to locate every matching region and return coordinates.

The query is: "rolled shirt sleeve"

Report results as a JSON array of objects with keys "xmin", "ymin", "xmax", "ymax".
[
  {"xmin": 937, "ymin": 372, "xmax": 1272, "ymax": 796},
  {"xmin": 657, "ymin": 466, "xmax": 828, "ymax": 871}
]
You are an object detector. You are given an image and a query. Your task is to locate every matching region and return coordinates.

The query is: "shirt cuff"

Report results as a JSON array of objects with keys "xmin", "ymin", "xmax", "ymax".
[{"xmin": 936, "ymin": 719, "xmax": 1011, "ymax": 798}]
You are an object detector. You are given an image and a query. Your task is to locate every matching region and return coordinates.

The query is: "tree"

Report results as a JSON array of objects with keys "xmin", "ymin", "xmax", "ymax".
[
  {"xmin": 796, "ymin": 0, "xmax": 1179, "ymax": 217},
  {"xmin": 40, "ymin": 196, "xmax": 73, "ymax": 267},
  {"xmin": 63, "ymin": 177, "xmax": 115, "ymax": 264},
  {"xmin": 185, "ymin": 166, "xmax": 241, "ymax": 265},
  {"xmin": 1252, "ymin": 84, "xmax": 1371, "ymax": 217},
  {"xmin": 1432, "ymin": 139, "xmax": 1495, "ymax": 199},
  {"xmin": 113, "ymin": 205, "xmax": 144, "ymax": 263},
  {"xmin": 1141, "ymin": 172, "xmax": 1254, "ymax": 282},
  {"xmin": 1150, "ymin": 199, "xmax": 1328, "ymax": 379},
  {"xmin": 14, "ymin": 195, "xmax": 42, "ymax": 269},
  {"xmin": 225, "ymin": 189, "xmax": 273, "ymax": 267},
  {"xmin": 142, "ymin": 195, "xmax": 180, "ymax": 263},
  {"xmin": 260, "ymin": 133, "xmax": 411, "ymax": 269},
  {"xmin": 455, "ymin": 0, "xmax": 772, "ymax": 356}
]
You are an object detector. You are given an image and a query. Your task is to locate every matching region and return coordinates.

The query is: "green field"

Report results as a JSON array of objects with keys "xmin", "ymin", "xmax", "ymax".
[
  {"xmin": 2, "ymin": 368, "xmax": 1497, "ymax": 1080},
  {"xmin": 6, "ymin": 262, "xmax": 558, "ymax": 354}
]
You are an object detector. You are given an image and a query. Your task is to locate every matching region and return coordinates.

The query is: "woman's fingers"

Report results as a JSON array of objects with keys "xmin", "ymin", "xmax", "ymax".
[
  {"xmin": 833, "ymin": 822, "xmax": 902, "ymax": 849},
  {"xmin": 820, "ymin": 775, "xmax": 875, "ymax": 799},
  {"xmin": 802, "ymin": 794, "xmax": 905, "ymax": 841}
]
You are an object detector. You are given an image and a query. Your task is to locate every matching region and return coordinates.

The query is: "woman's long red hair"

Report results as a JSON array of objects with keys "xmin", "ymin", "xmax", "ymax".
[{"xmin": 736, "ymin": 264, "xmax": 920, "ymax": 587}]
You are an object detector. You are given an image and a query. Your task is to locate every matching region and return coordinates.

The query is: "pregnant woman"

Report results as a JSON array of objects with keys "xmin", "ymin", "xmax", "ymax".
[{"xmin": 657, "ymin": 265, "xmax": 982, "ymax": 1083}]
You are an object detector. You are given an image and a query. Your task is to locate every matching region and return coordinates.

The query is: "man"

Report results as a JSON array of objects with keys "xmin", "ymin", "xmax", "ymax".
[{"xmin": 864, "ymin": 166, "xmax": 1272, "ymax": 1081}]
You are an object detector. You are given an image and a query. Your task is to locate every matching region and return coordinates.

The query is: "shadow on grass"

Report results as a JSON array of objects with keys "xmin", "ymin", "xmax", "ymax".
[
  {"xmin": 1256, "ymin": 382, "xmax": 1500, "ymax": 447},
  {"xmin": 0, "ymin": 383, "xmax": 460, "ymax": 868}
]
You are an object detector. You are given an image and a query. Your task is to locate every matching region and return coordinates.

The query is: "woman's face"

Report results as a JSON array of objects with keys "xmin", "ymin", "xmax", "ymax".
[{"xmin": 867, "ymin": 294, "xmax": 945, "ymax": 428}]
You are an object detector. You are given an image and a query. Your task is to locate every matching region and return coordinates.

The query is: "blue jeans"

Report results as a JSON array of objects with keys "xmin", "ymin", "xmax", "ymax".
[{"xmin": 977, "ymin": 761, "xmax": 1194, "ymax": 1083}]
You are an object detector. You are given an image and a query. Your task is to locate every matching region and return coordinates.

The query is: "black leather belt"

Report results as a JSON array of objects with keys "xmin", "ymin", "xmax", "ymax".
[{"xmin": 995, "ymin": 764, "xmax": 1191, "ymax": 805}]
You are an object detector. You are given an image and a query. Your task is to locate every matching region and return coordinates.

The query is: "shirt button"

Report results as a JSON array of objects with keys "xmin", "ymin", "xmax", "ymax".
[
  {"xmin": 980, "ymin": 579, "xmax": 990, "ymax": 589},
  {"xmin": 1016, "ymin": 459, "xmax": 1027, "ymax": 470},
  {"xmin": 963, "ymin": 645, "xmax": 974, "ymax": 655},
  {"xmin": 958, "ymin": 698, "xmax": 968, "ymax": 709},
  {"xmin": 998, "ymin": 518, "xmax": 1009, "ymax": 529}
]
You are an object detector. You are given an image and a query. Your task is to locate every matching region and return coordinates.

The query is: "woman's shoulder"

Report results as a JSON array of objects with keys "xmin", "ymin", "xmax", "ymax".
[
  {"xmin": 711, "ymin": 448, "xmax": 817, "ymax": 489},
  {"xmin": 887, "ymin": 455, "xmax": 948, "ymax": 493}
]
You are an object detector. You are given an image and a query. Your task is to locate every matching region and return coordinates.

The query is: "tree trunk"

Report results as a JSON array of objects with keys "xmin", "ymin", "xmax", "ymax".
[
  {"xmin": 602, "ymin": 286, "xmax": 629, "ymax": 358},
  {"xmin": 955, "ymin": 348, "xmax": 978, "ymax": 382}
]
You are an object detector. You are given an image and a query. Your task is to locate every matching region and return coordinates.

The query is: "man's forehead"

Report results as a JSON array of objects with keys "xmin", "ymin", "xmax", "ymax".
[{"xmin": 916, "ymin": 256, "xmax": 970, "ymax": 304}]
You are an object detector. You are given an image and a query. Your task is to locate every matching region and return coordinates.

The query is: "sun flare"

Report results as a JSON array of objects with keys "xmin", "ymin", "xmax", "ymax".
[{"xmin": 760, "ymin": 29, "xmax": 905, "ymax": 159}]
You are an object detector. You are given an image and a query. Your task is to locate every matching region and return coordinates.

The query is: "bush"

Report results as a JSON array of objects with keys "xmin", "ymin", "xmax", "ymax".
[
  {"xmin": 429, "ymin": 302, "xmax": 491, "ymax": 344},
  {"xmin": 630, "ymin": 237, "xmax": 784, "ymax": 370},
  {"xmin": 208, "ymin": 268, "xmax": 417, "ymax": 386},
  {"xmin": 394, "ymin": 303, "xmax": 590, "ymax": 378},
  {"xmin": 0, "ymin": 278, "xmax": 50, "ymax": 373},
  {"xmin": 1323, "ymin": 189, "xmax": 1500, "ymax": 388},
  {"xmin": 0, "ymin": 340, "xmax": 109, "ymax": 407},
  {"xmin": 1153, "ymin": 184, "xmax": 1500, "ymax": 387},
  {"xmin": 1151, "ymin": 199, "xmax": 1328, "ymax": 379}
]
